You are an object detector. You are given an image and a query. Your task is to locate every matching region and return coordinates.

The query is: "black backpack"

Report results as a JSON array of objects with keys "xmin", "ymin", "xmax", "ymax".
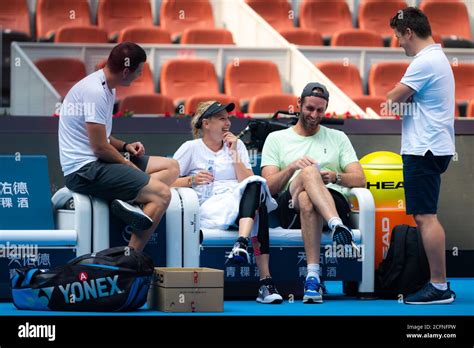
[
  {"xmin": 11, "ymin": 246, "xmax": 154, "ymax": 311},
  {"xmin": 375, "ymin": 225, "xmax": 430, "ymax": 299}
]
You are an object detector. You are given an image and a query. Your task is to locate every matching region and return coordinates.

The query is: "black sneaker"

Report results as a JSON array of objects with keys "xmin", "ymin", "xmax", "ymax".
[
  {"xmin": 404, "ymin": 282, "xmax": 456, "ymax": 305},
  {"xmin": 332, "ymin": 224, "xmax": 354, "ymax": 246},
  {"xmin": 111, "ymin": 199, "xmax": 153, "ymax": 231},
  {"xmin": 227, "ymin": 236, "xmax": 250, "ymax": 265},
  {"xmin": 256, "ymin": 277, "xmax": 283, "ymax": 304}
]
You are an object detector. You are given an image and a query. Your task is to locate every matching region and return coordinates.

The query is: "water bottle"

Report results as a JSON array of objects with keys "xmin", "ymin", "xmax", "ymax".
[{"xmin": 203, "ymin": 159, "xmax": 215, "ymax": 199}]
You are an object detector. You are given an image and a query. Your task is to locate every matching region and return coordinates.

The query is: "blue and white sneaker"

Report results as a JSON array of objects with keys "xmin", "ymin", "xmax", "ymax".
[
  {"xmin": 303, "ymin": 276, "xmax": 324, "ymax": 303},
  {"xmin": 404, "ymin": 282, "xmax": 456, "ymax": 305}
]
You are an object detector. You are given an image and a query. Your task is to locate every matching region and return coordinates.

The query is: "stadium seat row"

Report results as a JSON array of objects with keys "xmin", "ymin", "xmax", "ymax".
[
  {"xmin": 246, "ymin": 0, "xmax": 473, "ymax": 48},
  {"xmin": 0, "ymin": 0, "xmax": 232, "ymax": 44},
  {"xmin": 34, "ymin": 57, "xmax": 474, "ymax": 116}
]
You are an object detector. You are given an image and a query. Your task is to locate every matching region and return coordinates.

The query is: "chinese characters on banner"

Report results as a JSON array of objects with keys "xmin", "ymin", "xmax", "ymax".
[{"xmin": 0, "ymin": 182, "xmax": 29, "ymax": 209}]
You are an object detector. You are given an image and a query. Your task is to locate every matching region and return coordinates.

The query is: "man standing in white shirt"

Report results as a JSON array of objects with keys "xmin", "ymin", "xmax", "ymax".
[
  {"xmin": 387, "ymin": 7, "xmax": 456, "ymax": 304},
  {"xmin": 59, "ymin": 42, "xmax": 179, "ymax": 251}
]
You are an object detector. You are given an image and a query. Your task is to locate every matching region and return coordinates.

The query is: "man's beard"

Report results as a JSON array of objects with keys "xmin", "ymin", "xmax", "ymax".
[{"xmin": 300, "ymin": 113, "xmax": 320, "ymax": 131}]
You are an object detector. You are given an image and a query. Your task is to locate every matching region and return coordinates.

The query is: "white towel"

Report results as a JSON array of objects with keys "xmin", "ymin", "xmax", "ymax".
[{"xmin": 199, "ymin": 175, "xmax": 277, "ymax": 233}]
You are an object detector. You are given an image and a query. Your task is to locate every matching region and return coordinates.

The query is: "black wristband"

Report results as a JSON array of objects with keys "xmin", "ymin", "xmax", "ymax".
[{"xmin": 122, "ymin": 142, "xmax": 129, "ymax": 152}]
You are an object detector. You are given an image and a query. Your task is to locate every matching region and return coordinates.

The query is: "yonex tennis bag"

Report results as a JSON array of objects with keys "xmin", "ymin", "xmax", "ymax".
[{"xmin": 11, "ymin": 246, "xmax": 154, "ymax": 311}]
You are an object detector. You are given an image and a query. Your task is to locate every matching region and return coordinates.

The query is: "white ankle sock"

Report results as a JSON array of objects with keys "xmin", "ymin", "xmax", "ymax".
[
  {"xmin": 328, "ymin": 217, "xmax": 343, "ymax": 230},
  {"xmin": 306, "ymin": 264, "xmax": 320, "ymax": 281},
  {"xmin": 431, "ymin": 282, "xmax": 448, "ymax": 291}
]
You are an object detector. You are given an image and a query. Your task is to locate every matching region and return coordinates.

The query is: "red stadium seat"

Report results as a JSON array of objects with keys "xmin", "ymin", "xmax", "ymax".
[
  {"xmin": 36, "ymin": 0, "xmax": 91, "ymax": 40},
  {"xmin": 35, "ymin": 58, "xmax": 86, "ymax": 98},
  {"xmin": 420, "ymin": 1, "xmax": 472, "ymax": 41},
  {"xmin": 160, "ymin": 59, "xmax": 220, "ymax": 104},
  {"xmin": 160, "ymin": 0, "xmax": 214, "ymax": 40},
  {"xmin": 279, "ymin": 28, "xmax": 323, "ymax": 46},
  {"xmin": 98, "ymin": 0, "xmax": 153, "ymax": 41},
  {"xmin": 299, "ymin": 0, "xmax": 353, "ymax": 38},
  {"xmin": 185, "ymin": 94, "xmax": 241, "ymax": 114},
  {"xmin": 55, "ymin": 26, "xmax": 108, "ymax": 43},
  {"xmin": 181, "ymin": 28, "xmax": 234, "ymax": 45},
  {"xmin": 368, "ymin": 62, "xmax": 409, "ymax": 97},
  {"xmin": 119, "ymin": 94, "xmax": 175, "ymax": 115},
  {"xmin": 315, "ymin": 61, "xmax": 363, "ymax": 98},
  {"xmin": 248, "ymin": 94, "xmax": 299, "ymax": 114},
  {"xmin": 117, "ymin": 26, "xmax": 172, "ymax": 44},
  {"xmin": 358, "ymin": 1, "xmax": 407, "ymax": 38},
  {"xmin": 451, "ymin": 63, "xmax": 474, "ymax": 103},
  {"xmin": 0, "ymin": 0, "xmax": 31, "ymax": 37},
  {"xmin": 225, "ymin": 59, "xmax": 284, "ymax": 105},
  {"xmin": 331, "ymin": 29, "xmax": 384, "ymax": 47},
  {"xmin": 245, "ymin": 0, "xmax": 294, "ymax": 31}
]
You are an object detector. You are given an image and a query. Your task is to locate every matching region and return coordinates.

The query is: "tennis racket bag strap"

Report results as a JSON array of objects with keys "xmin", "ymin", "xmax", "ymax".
[{"xmin": 11, "ymin": 246, "xmax": 154, "ymax": 311}]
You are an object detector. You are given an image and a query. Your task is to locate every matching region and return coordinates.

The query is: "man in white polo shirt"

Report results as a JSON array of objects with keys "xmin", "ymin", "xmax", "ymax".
[
  {"xmin": 59, "ymin": 42, "xmax": 179, "ymax": 252},
  {"xmin": 387, "ymin": 7, "xmax": 456, "ymax": 304}
]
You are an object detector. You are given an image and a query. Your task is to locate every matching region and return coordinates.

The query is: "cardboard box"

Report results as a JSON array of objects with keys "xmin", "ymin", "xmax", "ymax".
[{"xmin": 147, "ymin": 268, "xmax": 224, "ymax": 312}]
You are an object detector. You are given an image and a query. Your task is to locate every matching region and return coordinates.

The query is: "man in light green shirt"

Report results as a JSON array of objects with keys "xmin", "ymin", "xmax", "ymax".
[{"xmin": 261, "ymin": 83, "xmax": 366, "ymax": 304}]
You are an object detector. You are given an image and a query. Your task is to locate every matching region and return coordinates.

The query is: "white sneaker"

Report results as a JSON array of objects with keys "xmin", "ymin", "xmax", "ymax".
[{"xmin": 111, "ymin": 199, "xmax": 153, "ymax": 231}]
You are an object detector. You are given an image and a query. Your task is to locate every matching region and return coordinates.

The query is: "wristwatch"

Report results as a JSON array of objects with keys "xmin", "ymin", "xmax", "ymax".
[{"xmin": 335, "ymin": 172, "xmax": 342, "ymax": 185}]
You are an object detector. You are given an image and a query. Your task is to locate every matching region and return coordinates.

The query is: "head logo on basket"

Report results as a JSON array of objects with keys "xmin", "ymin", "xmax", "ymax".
[{"xmin": 59, "ymin": 275, "xmax": 123, "ymax": 304}]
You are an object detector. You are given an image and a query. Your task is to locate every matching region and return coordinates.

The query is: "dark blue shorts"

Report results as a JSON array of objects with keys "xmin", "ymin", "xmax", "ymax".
[
  {"xmin": 64, "ymin": 155, "xmax": 150, "ymax": 202},
  {"xmin": 402, "ymin": 151, "xmax": 452, "ymax": 215}
]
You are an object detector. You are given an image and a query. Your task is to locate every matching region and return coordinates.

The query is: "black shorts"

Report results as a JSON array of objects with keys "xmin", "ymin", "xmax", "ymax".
[
  {"xmin": 274, "ymin": 187, "xmax": 352, "ymax": 229},
  {"xmin": 402, "ymin": 150, "xmax": 451, "ymax": 215},
  {"xmin": 64, "ymin": 155, "xmax": 150, "ymax": 202}
]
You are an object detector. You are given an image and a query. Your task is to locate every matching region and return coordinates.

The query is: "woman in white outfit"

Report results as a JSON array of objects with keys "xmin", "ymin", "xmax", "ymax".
[{"xmin": 172, "ymin": 101, "xmax": 282, "ymax": 304}]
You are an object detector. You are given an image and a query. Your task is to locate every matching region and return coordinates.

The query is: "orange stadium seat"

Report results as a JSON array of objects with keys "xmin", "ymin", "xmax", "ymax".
[
  {"xmin": 54, "ymin": 26, "xmax": 108, "ymax": 43},
  {"xmin": 420, "ymin": 1, "xmax": 472, "ymax": 41},
  {"xmin": 390, "ymin": 32, "xmax": 443, "ymax": 47},
  {"xmin": 368, "ymin": 62, "xmax": 409, "ymax": 97},
  {"xmin": 225, "ymin": 60, "xmax": 284, "ymax": 105},
  {"xmin": 358, "ymin": 1, "xmax": 406, "ymax": 39},
  {"xmin": 160, "ymin": 0, "xmax": 214, "ymax": 40},
  {"xmin": 467, "ymin": 99, "xmax": 474, "ymax": 118},
  {"xmin": 279, "ymin": 28, "xmax": 323, "ymax": 46},
  {"xmin": 0, "ymin": 0, "xmax": 31, "ymax": 37},
  {"xmin": 119, "ymin": 94, "xmax": 175, "ymax": 115},
  {"xmin": 181, "ymin": 28, "xmax": 234, "ymax": 45},
  {"xmin": 36, "ymin": 0, "xmax": 91, "ymax": 40},
  {"xmin": 35, "ymin": 58, "xmax": 86, "ymax": 98},
  {"xmin": 299, "ymin": 0, "xmax": 353, "ymax": 38},
  {"xmin": 315, "ymin": 62, "xmax": 363, "ymax": 98},
  {"xmin": 331, "ymin": 29, "xmax": 384, "ymax": 47},
  {"xmin": 118, "ymin": 26, "xmax": 172, "ymax": 44},
  {"xmin": 160, "ymin": 59, "xmax": 220, "ymax": 105},
  {"xmin": 248, "ymin": 94, "xmax": 299, "ymax": 114},
  {"xmin": 185, "ymin": 94, "xmax": 241, "ymax": 114},
  {"xmin": 245, "ymin": 0, "xmax": 294, "ymax": 31},
  {"xmin": 451, "ymin": 63, "xmax": 474, "ymax": 103},
  {"xmin": 115, "ymin": 62, "xmax": 155, "ymax": 102},
  {"xmin": 98, "ymin": 0, "xmax": 153, "ymax": 41}
]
